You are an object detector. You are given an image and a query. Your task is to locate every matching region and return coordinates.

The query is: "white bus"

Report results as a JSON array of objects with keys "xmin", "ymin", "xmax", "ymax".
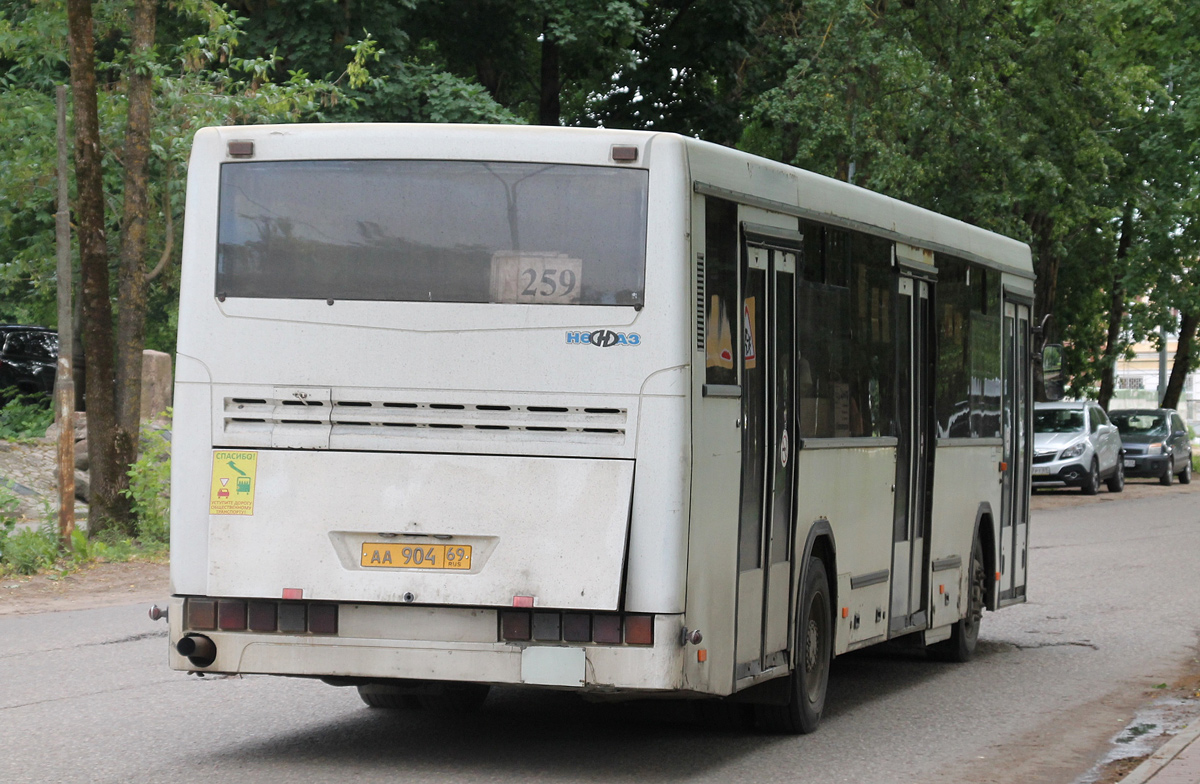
[{"xmin": 167, "ymin": 124, "xmax": 1035, "ymax": 733}]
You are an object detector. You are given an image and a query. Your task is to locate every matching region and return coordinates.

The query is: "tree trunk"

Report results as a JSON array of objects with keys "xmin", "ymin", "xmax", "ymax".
[
  {"xmin": 112, "ymin": 0, "xmax": 160, "ymax": 529},
  {"xmin": 66, "ymin": 0, "xmax": 121, "ymax": 535},
  {"xmin": 1028, "ymin": 211, "xmax": 1057, "ymax": 401},
  {"xmin": 1097, "ymin": 203, "xmax": 1134, "ymax": 411},
  {"xmin": 539, "ymin": 18, "xmax": 560, "ymax": 126},
  {"xmin": 1160, "ymin": 311, "xmax": 1197, "ymax": 411}
]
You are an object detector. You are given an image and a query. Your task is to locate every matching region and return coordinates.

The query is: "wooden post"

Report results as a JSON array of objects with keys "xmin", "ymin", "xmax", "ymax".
[{"xmin": 55, "ymin": 85, "xmax": 76, "ymax": 546}]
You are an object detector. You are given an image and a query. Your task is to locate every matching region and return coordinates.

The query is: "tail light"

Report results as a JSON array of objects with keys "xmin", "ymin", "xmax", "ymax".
[
  {"xmin": 184, "ymin": 598, "xmax": 337, "ymax": 636},
  {"xmin": 501, "ymin": 611, "xmax": 652, "ymax": 646}
]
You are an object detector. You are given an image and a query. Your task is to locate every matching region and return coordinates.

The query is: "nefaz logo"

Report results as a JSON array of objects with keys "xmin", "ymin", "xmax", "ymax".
[{"xmin": 566, "ymin": 330, "xmax": 642, "ymax": 347}]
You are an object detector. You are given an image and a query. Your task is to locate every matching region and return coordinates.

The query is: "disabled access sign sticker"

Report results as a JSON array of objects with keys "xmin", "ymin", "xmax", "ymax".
[{"xmin": 209, "ymin": 451, "xmax": 258, "ymax": 515}]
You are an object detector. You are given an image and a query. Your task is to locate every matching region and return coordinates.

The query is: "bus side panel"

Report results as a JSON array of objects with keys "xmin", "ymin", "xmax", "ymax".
[
  {"xmin": 169, "ymin": 371, "xmax": 213, "ymax": 596},
  {"xmin": 928, "ymin": 443, "xmax": 1002, "ymax": 630},
  {"xmin": 626, "ymin": 380, "xmax": 691, "ymax": 614},
  {"xmin": 792, "ymin": 446, "xmax": 896, "ymax": 655},
  {"xmin": 683, "ymin": 393, "xmax": 741, "ymax": 694},
  {"xmin": 625, "ymin": 144, "xmax": 693, "ymax": 616}
]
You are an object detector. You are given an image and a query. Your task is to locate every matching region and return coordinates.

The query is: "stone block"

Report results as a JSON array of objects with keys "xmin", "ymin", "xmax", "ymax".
[{"xmin": 141, "ymin": 350, "xmax": 173, "ymax": 421}]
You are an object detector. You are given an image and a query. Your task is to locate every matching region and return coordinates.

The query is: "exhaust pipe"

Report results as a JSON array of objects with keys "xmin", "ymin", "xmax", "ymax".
[{"xmin": 176, "ymin": 634, "xmax": 216, "ymax": 666}]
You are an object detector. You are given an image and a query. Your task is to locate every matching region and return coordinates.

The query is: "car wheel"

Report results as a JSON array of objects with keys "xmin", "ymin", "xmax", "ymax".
[
  {"xmin": 1081, "ymin": 458, "xmax": 1099, "ymax": 495},
  {"xmin": 1106, "ymin": 459, "xmax": 1124, "ymax": 493},
  {"xmin": 755, "ymin": 557, "xmax": 831, "ymax": 735},
  {"xmin": 1179, "ymin": 458, "xmax": 1192, "ymax": 485},
  {"xmin": 1161, "ymin": 460, "xmax": 1174, "ymax": 486}
]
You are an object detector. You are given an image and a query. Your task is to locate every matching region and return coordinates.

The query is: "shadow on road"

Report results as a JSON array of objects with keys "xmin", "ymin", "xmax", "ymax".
[{"xmin": 197, "ymin": 640, "xmax": 1013, "ymax": 779}]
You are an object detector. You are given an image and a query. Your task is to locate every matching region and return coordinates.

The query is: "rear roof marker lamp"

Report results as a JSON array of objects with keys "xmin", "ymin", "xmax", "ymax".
[
  {"xmin": 611, "ymin": 145, "xmax": 638, "ymax": 163},
  {"xmin": 227, "ymin": 140, "xmax": 254, "ymax": 158}
]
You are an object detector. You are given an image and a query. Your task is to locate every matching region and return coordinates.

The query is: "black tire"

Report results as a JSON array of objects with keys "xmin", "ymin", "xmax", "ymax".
[
  {"xmin": 357, "ymin": 684, "xmax": 420, "ymax": 709},
  {"xmin": 1161, "ymin": 459, "xmax": 1174, "ymax": 486},
  {"xmin": 417, "ymin": 682, "xmax": 491, "ymax": 713},
  {"xmin": 756, "ymin": 557, "xmax": 831, "ymax": 735},
  {"xmin": 1081, "ymin": 458, "xmax": 1100, "ymax": 495},
  {"xmin": 359, "ymin": 682, "xmax": 490, "ymax": 712},
  {"xmin": 1179, "ymin": 458, "xmax": 1191, "ymax": 485},
  {"xmin": 1106, "ymin": 460, "xmax": 1125, "ymax": 493},
  {"xmin": 928, "ymin": 537, "xmax": 985, "ymax": 663}
]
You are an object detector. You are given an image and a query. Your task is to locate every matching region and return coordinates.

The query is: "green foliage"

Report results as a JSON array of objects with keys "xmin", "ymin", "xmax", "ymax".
[
  {"xmin": 0, "ymin": 484, "xmax": 159, "ymax": 575},
  {"xmin": 0, "ymin": 484, "xmax": 18, "ymax": 525},
  {"xmin": 0, "ymin": 514, "xmax": 58, "ymax": 575},
  {"xmin": 0, "ymin": 390, "xmax": 54, "ymax": 441},
  {"xmin": 121, "ymin": 415, "xmax": 172, "ymax": 545}
]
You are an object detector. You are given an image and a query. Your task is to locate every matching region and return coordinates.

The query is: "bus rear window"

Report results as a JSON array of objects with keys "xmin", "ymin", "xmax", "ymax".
[{"xmin": 216, "ymin": 160, "xmax": 648, "ymax": 306}]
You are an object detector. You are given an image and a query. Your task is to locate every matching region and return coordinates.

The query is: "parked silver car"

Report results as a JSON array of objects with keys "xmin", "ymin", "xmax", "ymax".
[{"xmin": 1032, "ymin": 401, "xmax": 1123, "ymax": 494}]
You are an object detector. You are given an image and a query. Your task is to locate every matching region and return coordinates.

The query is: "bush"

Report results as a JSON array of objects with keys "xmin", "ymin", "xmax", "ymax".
[
  {"xmin": 0, "ymin": 492, "xmax": 59, "ymax": 575},
  {"xmin": 0, "ymin": 390, "xmax": 54, "ymax": 441},
  {"xmin": 122, "ymin": 414, "xmax": 171, "ymax": 545}
]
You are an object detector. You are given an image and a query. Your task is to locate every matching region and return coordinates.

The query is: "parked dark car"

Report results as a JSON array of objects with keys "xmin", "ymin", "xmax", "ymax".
[
  {"xmin": 1109, "ymin": 408, "xmax": 1193, "ymax": 486},
  {"xmin": 0, "ymin": 325, "xmax": 58, "ymax": 402}
]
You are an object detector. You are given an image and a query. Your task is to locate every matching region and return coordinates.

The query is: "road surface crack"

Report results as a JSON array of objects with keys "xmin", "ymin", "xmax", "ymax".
[{"xmin": 1013, "ymin": 640, "xmax": 1099, "ymax": 651}]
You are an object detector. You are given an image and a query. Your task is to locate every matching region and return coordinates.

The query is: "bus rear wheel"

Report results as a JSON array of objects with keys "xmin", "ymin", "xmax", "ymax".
[
  {"xmin": 928, "ymin": 537, "xmax": 985, "ymax": 662},
  {"xmin": 756, "ymin": 557, "xmax": 831, "ymax": 734}
]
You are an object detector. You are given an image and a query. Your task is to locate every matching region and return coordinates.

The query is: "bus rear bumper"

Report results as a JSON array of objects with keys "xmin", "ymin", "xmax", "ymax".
[{"xmin": 166, "ymin": 597, "xmax": 691, "ymax": 694}]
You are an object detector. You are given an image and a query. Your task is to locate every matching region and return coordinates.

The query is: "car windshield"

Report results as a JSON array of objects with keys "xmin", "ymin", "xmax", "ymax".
[
  {"xmin": 1034, "ymin": 409, "xmax": 1085, "ymax": 434},
  {"xmin": 1110, "ymin": 412, "xmax": 1168, "ymax": 437}
]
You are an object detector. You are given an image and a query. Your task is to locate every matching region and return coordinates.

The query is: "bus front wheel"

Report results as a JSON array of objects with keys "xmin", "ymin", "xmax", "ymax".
[{"xmin": 757, "ymin": 557, "xmax": 831, "ymax": 734}]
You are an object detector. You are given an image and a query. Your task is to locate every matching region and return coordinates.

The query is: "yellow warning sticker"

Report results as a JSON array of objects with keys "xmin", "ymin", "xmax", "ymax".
[{"xmin": 210, "ymin": 451, "xmax": 258, "ymax": 515}]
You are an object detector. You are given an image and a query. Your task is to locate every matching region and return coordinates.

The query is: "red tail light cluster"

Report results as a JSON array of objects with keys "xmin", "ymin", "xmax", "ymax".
[
  {"xmin": 185, "ymin": 598, "xmax": 338, "ymax": 635},
  {"xmin": 500, "ymin": 611, "xmax": 654, "ymax": 645}
]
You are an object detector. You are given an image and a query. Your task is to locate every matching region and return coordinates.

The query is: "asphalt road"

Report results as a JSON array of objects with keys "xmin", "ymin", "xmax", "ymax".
[{"xmin": 3, "ymin": 487, "xmax": 1199, "ymax": 784}]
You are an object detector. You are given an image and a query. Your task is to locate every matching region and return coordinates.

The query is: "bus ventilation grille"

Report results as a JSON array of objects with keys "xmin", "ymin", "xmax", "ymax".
[
  {"xmin": 695, "ymin": 252, "xmax": 706, "ymax": 352},
  {"xmin": 223, "ymin": 397, "xmax": 627, "ymax": 446}
]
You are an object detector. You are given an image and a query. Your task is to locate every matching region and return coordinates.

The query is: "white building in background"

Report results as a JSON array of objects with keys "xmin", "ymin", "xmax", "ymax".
[{"xmin": 1111, "ymin": 333, "xmax": 1199, "ymax": 426}]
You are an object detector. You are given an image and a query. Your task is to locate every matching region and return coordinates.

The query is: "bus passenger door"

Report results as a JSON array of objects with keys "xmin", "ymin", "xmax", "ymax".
[
  {"xmin": 735, "ymin": 241, "xmax": 797, "ymax": 681},
  {"xmin": 890, "ymin": 275, "xmax": 934, "ymax": 634},
  {"xmin": 999, "ymin": 300, "xmax": 1031, "ymax": 605}
]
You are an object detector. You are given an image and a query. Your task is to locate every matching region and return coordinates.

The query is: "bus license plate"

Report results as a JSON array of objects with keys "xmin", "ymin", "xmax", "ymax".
[{"xmin": 360, "ymin": 543, "xmax": 472, "ymax": 570}]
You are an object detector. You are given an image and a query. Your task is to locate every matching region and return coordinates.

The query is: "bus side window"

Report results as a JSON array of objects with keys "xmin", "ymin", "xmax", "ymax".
[{"xmin": 705, "ymin": 197, "xmax": 739, "ymax": 386}]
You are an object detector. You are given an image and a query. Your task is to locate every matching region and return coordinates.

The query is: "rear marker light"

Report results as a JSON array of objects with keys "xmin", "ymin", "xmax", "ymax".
[
  {"xmin": 217, "ymin": 600, "xmax": 247, "ymax": 631},
  {"xmin": 532, "ymin": 612, "xmax": 561, "ymax": 641},
  {"xmin": 939, "ymin": 584, "xmax": 945, "ymax": 595},
  {"xmin": 278, "ymin": 603, "xmax": 307, "ymax": 633},
  {"xmin": 282, "ymin": 588, "xmax": 303, "ymax": 600},
  {"xmin": 841, "ymin": 607, "xmax": 849, "ymax": 619},
  {"xmin": 995, "ymin": 571, "xmax": 1002, "ymax": 581},
  {"xmin": 309, "ymin": 604, "xmax": 338, "ymax": 635},
  {"xmin": 611, "ymin": 145, "xmax": 638, "ymax": 162},
  {"xmin": 624, "ymin": 615, "xmax": 653, "ymax": 645},
  {"xmin": 593, "ymin": 615, "xmax": 622, "ymax": 644},
  {"xmin": 186, "ymin": 599, "xmax": 217, "ymax": 631},
  {"xmin": 513, "ymin": 595, "xmax": 535, "ymax": 608},
  {"xmin": 501, "ymin": 611, "xmax": 531, "ymax": 641},
  {"xmin": 227, "ymin": 140, "xmax": 254, "ymax": 158},
  {"xmin": 247, "ymin": 602, "xmax": 277, "ymax": 632},
  {"xmin": 562, "ymin": 613, "xmax": 591, "ymax": 642}
]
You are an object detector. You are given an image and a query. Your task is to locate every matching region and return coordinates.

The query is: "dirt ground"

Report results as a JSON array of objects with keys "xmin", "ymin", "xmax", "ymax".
[
  {"xmin": 1029, "ymin": 473, "xmax": 1200, "ymax": 511},
  {"xmin": 0, "ymin": 559, "xmax": 169, "ymax": 616}
]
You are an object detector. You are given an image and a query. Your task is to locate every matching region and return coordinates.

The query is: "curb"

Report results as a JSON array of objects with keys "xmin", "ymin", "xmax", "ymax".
[{"xmin": 1119, "ymin": 717, "xmax": 1200, "ymax": 784}]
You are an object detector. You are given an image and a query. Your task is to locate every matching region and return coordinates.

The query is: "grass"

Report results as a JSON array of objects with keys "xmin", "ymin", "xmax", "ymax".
[
  {"xmin": 0, "ymin": 390, "xmax": 54, "ymax": 441},
  {"xmin": 0, "ymin": 496, "xmax": 167, "ymax": 577}
]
